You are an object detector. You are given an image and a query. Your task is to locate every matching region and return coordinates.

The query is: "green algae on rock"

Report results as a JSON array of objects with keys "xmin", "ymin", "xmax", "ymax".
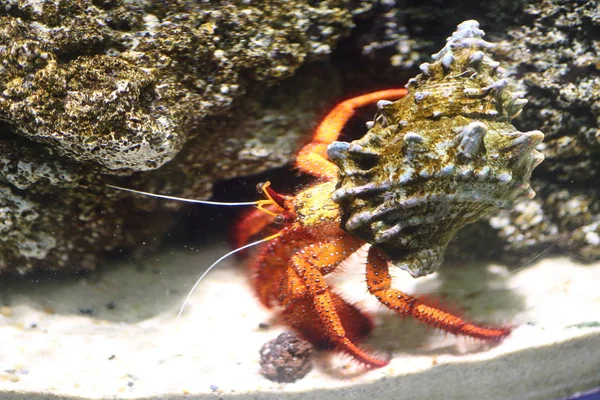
[
  {"xmin": 328, "ymin": 20, "xmax": 544, "ymax": 277},
  {"xmin": 487, "ymin": 0, "xmax": 600, "ymax": 263},
  {"xmin": 495, "ymin": 0, "xmax": 600, "ymax": 184},
  {"xmin": 0, "ymin": 0, "xmax": 359, "ymax": 273},
  {"xmin": 0, "ymin": 1, "xmax": 358, "ymax": 172}
]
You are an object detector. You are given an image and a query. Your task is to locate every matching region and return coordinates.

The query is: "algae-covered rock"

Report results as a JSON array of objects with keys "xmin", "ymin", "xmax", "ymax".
[
  {"xmin": 0, "ymin": 0, "xmax": 358, "ymax": 172},
  {"xmin": 495, "ymin": 1, "xmax": 600, "ymax": 183},
  {"xmin": 487, "ymin": 0, "xmax": 600, "ymax": 263},
  {"xmin": 0, "ymin": 0, "xmax": 358, "ymax": 273}
]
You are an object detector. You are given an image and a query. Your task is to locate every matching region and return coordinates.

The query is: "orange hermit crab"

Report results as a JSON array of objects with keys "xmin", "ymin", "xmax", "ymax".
[
  {"xmin": 228, "ymin": 20, "xmax": 544, "ymax": 368},
  {"xmin": 231, "ymin": 88, "xmax": 513, "ymax": 369},
  {"xmin": 111, "ymin": 20, "xmax": 544, "ymax": 368}
]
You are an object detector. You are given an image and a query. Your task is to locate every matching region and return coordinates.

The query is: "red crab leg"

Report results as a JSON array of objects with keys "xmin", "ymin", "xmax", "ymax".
[
  {"xmin": 296, "ymin": 88, "xmax": 408, "ymax": 181},
  {"xmin": 285, "ymin": 236, "xmax": 389, "ymax": 367},
  {"xmin": 366, "ymin": 247, "xmax": 511, "ymax": 341},
  {"xmin": 253, "ymin": 225, "xmax": 389, "ymax": 367}
]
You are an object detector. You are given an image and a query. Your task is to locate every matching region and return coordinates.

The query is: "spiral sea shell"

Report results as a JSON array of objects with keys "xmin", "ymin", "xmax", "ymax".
[{"xmin": 327, "ymin": 20, "xmax": 545, "ymax": 278}]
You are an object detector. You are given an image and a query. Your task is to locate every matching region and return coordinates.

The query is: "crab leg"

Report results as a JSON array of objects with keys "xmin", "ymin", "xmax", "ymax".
[
  {"xmin": 366, "ymin": 246, "xmax": 511, "ymax": 341},
  {"xmin": 253, "ymin": 225, "xmax": 389, "ymax": 367},
  {"xmin": 284, "ymin": 235, "xmax": 389, "ymax": 367},
  {"xmin": 296, "ymin": 88, "xmax": 408, "ymax": 180}
]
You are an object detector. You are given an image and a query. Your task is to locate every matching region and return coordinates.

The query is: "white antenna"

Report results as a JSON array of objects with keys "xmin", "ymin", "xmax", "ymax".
[
  {"xmin": 176, "ymin": 233, "xmax": 280, "ymax": 322},
  {"xmin": 106, "ymin": 184, "xmax": 260, "ymax": 206}
]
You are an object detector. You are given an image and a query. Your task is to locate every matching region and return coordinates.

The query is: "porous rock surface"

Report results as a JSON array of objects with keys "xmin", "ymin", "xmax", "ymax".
[
  {"xmin": 488, "ymin": 0, "xmax": 600, "ymax": 262},
  {"xmin": 0, "ymin": 0, "xmax": 359, "ymax": 172},
  {"xmin": 0, "ymin": 0, "xmax": 361, "ymax": 273}
]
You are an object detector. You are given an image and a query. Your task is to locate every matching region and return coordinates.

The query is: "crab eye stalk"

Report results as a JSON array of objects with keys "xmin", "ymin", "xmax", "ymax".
[{"xmin": 256, "ymin": 182, "xmax": 267, "ymax": 194}]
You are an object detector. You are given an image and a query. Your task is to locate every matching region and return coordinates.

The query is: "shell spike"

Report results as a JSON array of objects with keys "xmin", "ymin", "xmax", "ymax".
[
  {"xmin": 507, "ymin": 96, "xmax": 529, "ymax": 119},
  {"xmin": 483, "ymin": 79, "xmax": 508, "ymax": 96},
  {"xmin": 331, "ymin": 182, "xmax": 390, "ymax": 202},
  {"xmin": 419, "ymin": 62, "xmax": 432, "ymax": 76},
  {"xmin": 404, "ymin": 132, "xmax": 425, "ymax": 143},
  {"xmin": 404, "ymin": 132, "xmax": 426, "ymax": 160},
  {"xmin": 531, "ymin": 151, "xmax": 545, "ymax": 168},
  {"xmin": 386, "ymin": 245, "xmax": 447, "ymax": 278},
  {"xmin": 377, "ymin": 100, "xmax": 393, "ymax": 109},
  {"xmin": 374, "ymin": 223, "xmax": 403, "ymax": 244},
  {"xmin": 468, "ymin": 50, "xmax": 485, "ymax": 66},
  {"xmin": 503, "ymin": 130, "xmax": 544, "ymax": 152},
  {"xmin": 327, "ymin": 141, "xmax": 350, "ymax": 164},
  {"xmin": 457, "ymin": 122, "xmax": 488, "ymax": 159},
  {"xmin": 348, "ymin": 143, "xmax": 380, "ymax": 157}
]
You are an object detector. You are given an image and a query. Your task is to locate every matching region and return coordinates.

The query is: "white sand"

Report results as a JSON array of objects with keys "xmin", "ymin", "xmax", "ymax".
[{"xmin": 0, "ymin": 242, "xmax": 599, "ymax": 400}]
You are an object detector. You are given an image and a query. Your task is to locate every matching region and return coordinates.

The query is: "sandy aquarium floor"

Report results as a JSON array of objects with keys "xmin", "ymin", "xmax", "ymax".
[{"xmin": 0, "ymin": 241, "xmax": 599, "ymax": 400}]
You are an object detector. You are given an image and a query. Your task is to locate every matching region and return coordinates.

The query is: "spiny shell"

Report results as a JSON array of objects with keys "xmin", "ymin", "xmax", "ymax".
[{"xmin": 327, "ymin": 20, "xmax": 544, "ymax": 278}]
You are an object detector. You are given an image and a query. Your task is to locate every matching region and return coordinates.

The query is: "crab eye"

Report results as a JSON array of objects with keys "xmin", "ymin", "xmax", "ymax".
[
  {"xmin": 273, "ymin": 214, "xmax": 285, "ymax": 224},
  {"xmin": 256, "ymin": 182, "xmax": 266, "ymax": 194}
]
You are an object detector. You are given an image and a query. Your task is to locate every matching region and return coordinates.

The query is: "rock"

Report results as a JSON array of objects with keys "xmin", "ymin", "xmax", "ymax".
[
  {"xmin": 259, "ymin": 331, "xmax": 314, "ymax": 383},
  {"xmin": 0, "ymin": 0, "xmax": 356, "ymax": 273},
  {"xmin": 488, "ymin": 0, "xmax": 600, "ymax": 263}
]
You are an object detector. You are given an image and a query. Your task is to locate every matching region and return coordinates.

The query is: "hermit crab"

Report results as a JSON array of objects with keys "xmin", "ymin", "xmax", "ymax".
[{"xmin": 110, "ymin": 20, "xmax": 544, "ymax": 368}]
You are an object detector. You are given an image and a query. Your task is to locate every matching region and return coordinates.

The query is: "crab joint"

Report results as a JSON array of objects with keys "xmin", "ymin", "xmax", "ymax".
[{"xmin": 255, "ymin": 181, "xmax": 287, "ymax": 218}]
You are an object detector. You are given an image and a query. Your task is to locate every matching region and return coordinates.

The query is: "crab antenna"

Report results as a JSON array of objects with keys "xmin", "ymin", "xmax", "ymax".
[
  {"xmin": 176, "ymin": 232, "xmax": 281, "ymax": 322},
  {"xmin": 106, "ymin": 184, "xmax": 261, "ymax": 206}
]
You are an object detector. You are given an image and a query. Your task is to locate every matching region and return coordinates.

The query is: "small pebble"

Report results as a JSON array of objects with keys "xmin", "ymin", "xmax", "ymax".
[{"xmin": 259, "ymin": 331, "xmax": 313, "ymax": 383}]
